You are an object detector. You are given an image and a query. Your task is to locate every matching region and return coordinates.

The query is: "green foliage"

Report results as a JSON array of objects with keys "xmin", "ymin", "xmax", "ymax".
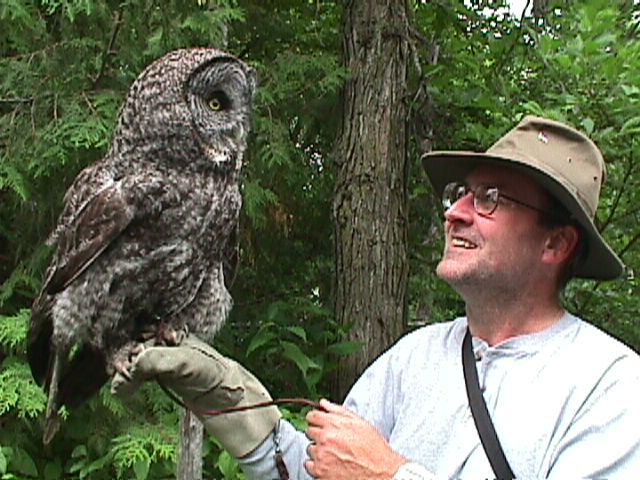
[
  {"xmin": 236, "ymin": 298, "xmax": 338, "ymax": 397},
  {"xmin": 1, "ymin": 0, "xmax": 344, "ymax": 477},
  {"xmin": 407, "ymin": 0, "xmax": 640, "ymax": 351},
  {"xmin": 1, "ymin": 0, "xmax": 639, "ymax": 478},
  {"xmin": 0, "ymin": 308, "xmax": 28, "ymax": 353},
  {"xmin": 0, "ymin": 309, "xmax": 46, "ymax": 421},
  {"xmin": 0, "ymin": 357, "xmax": 46, "ymax": 418},
  {"xmin": 509, "ymin": 0, "xmax": 640, "ymax": 348}
]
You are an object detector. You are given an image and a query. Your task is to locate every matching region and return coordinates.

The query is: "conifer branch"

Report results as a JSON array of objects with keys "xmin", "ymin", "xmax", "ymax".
[{"xmin": 92, "ymin": 8, "xmax": 124, "ymax": 87}]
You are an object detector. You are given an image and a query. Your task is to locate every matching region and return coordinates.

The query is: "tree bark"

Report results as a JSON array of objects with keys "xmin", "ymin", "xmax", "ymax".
[
  {"xmin": 177, "ymin": 409, "xmax": 203, "ymax": 480},
  {"xmin": 332, "ymin": 0, "xmax": 411, "ymax": 400}
]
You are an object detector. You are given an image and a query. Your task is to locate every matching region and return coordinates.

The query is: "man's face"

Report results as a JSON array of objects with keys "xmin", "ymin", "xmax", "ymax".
[{"xmin": 436, "ymin": 165, "xmax": 554, "ymax": 297}]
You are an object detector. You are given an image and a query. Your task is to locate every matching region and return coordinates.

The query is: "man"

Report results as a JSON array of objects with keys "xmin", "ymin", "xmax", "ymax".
[{"xmin": 113, "ymin": 116, "xmax": 640, "ymax": 479}]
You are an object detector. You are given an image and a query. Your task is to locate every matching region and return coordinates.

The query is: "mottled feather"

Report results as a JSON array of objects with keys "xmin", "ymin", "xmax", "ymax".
[{"xmin": 27, "ymin": 48, "xmax": 256, "ymax": 443}]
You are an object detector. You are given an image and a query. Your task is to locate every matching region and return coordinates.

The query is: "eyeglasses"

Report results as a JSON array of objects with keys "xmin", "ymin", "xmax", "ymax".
[{"xmin": 442, "ymin": 181, "xmax": 556, "ymax": 217}]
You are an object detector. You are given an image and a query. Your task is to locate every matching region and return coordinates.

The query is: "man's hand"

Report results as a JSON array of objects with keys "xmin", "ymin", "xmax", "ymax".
[
  {"xmin": 111, "ymin": 335, "xmax": 281, "ymax": 458},
  {"xmin": 304, "ymin": 399, "xmax": 406, "ymax": 479}
]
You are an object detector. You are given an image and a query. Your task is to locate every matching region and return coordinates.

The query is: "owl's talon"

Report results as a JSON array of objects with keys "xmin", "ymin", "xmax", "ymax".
[
  {"xmin": 114, "ymin": 361, "xmax": 132, "ymax": 381},
  {"xmin": 160, "ymin": 326, "xmax": 186, "ymax": 346},
  {"xmin": 129, "ymin": 343, "xmax": 146, "ymax": 360}
]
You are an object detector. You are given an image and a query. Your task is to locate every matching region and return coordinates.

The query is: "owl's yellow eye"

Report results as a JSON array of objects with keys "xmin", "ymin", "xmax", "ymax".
[
  {"xmin": 208, "ymin": 98, "xmax": 222, "ymax": 111},
  {"xmin": 206, "ymin": 91, "xmax": 229, "ymax": 112}
]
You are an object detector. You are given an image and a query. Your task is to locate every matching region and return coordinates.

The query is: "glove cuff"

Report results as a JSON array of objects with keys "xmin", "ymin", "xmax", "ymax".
[
  {"xmin": 195, "ymin": 358, "xmax": 283, "ymax": 458},
  {"xmin": 199, "ymin": 404, "xmax": 281, "ymax": 457}
]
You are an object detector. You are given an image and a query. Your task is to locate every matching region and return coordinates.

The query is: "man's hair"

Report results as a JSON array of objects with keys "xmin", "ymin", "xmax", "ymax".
[{"xmin": 538, "ymin": 192, "xmax": 588, "ymax": 289}]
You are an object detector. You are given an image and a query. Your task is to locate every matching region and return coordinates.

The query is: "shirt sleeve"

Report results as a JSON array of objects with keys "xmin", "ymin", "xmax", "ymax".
[
  {"xmin": 238, "ymin": 342, "xmax": 405, "ymax": 480},
  {"xmin": 393, "ymin": 463, "xmax": 443, "ymax": 480},
  {"xmin": 238, "ymin": 330, "xmax": 428, "ymax": 479},
  {"xmin": 238, "ymin": 418, "xmax": 313, "ymax": 480},
  {"xmin": 546, "ymin": 354, "xmax": 640, "ymax": 479}
]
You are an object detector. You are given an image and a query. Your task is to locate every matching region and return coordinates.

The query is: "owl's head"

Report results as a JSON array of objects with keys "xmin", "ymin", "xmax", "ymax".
[{"xmin": 111, "ymin": 48, "xmax": 257, "ymax": 171}]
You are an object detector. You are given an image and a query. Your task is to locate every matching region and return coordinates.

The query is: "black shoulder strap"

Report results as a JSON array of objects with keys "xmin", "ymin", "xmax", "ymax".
[{"xmin": 462, "ymin": 328, "xmax": 515, "ymax": 480}]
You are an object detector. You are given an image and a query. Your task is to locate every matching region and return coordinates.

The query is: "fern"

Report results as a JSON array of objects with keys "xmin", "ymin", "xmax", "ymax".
[
  {"xmin": 0, "ymin": 309, "xmax": 28, "ymax": 353},
  {"xmin": 242, "ymin": 179, "xmax": 278, "ymax": 230},
  {"xmin": 111, "ymin": 423, "xmax": 176, "ymax": 479},
  {"xmin": 0, "ymin": 160, "xmax": 29, "ymax": 201},
  {"xmin": 0, "ymin": 357, "xmax": 46, "ymax": 418},
  {"xmin": 98, "ymin": 384, "xmax": 128, "ymax": 418},
  {"xmin": 0, "ymin": 268, "xmax": 39, "ymax": 309}
]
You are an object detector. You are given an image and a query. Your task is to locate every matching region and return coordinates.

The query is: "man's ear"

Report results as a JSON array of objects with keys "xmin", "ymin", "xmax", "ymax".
[{"xmin": 542, "ymin": 225, "xmax": 581, "ymax": 266}]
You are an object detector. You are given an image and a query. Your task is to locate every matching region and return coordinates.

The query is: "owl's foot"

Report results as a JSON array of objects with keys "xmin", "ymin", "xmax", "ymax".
[
  {"xmin": 156, "ymin": 322, "xmax": 188, "ymax": 346},
  {"xmin": 112, "ymin": 342, "xmax": 146, "ymax": 380},
  {"xmin": 113, "ymin": 360, "xmax": 132, "ymax": 381},
  {"xmin": 136, "ymin": 321, "xmax": 187, "ymax": 347}
]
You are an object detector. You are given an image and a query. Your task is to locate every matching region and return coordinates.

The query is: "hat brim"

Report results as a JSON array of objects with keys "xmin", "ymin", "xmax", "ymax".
[{"xmin": 422, "ymin": 151, "xmax": 624, "ymax": 281}]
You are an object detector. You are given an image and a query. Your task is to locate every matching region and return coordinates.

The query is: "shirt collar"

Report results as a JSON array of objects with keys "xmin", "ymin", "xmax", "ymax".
[{"xmin": 466, "ymin": 312, "xmax": 578, "ymax": 358}]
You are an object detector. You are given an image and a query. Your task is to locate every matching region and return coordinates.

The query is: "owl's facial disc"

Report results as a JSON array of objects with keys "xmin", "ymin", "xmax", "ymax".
[{"xmin": 183, "ymin": 58, "xmax": 254, "ymax": 170}]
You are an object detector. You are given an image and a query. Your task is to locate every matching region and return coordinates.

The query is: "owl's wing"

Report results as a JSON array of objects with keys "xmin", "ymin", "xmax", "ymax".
[
  {"xmin": 43, "ymin": 179, "xmax": 136, "ymax": 295},
  {"xmin": 28, "ymin": 174, "xmax": 136, "ymax": 386},
  {"xmin": 222, "ymin": 222, "xmax": 240, "ymax": 290}
]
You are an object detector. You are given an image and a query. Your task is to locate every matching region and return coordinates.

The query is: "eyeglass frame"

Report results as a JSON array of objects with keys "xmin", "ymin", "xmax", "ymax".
[{"xmin": 441, "ymin": 181, "xmax": 561, "ymax": 219}]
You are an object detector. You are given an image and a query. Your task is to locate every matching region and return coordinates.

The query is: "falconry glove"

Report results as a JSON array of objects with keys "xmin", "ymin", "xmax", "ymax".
[{"xmin": 111, "ymin": 336, "xmax": 281, "ymax": 458}]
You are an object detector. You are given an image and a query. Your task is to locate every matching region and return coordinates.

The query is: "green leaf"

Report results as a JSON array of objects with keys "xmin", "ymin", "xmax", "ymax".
[
  {"xmin": 79, "ymin": 450, "xmax": 114, "ymax": 479},
  {"xmin": 0, "ymin": 161, "xmax": 29, "ymax": 201},
  {"xmin": 581, "ymin": 118, "xmax": 595, "ymax": 135},
  {"xmin": 620, "ymin": 116, "xmax": 640, "ymax": 135},
  {"xmin": 0, "ymin": 358, "xmax": 47, "ymax": 418},
  {"xmin": 7, "ymin": 447, "xmax": 38, "ymax": 477},
  {"xmin": 242, "ymin": 180, "xmax": 278, "ymax": 230},
  {"xmin": 280, "ymin": 340, "xmax": 321, "ymax": 378},
  {"xmin": 0, "ymin": 309, "xmax": 28, "ymax": 353},
  {"xmin": 621, "ymin": 84, "xmax": 640, "ymax": 97},
  {"xmin": 286, "ymin": 326, "xmax": 308, "ymax": 343},
  {"xmin": 133, "ymin": 459, "xmax": 149, "ymax": 480},
  {"xmin": 43, "ymin": 461, "xmax": 63, "ymax": 480},
  {"xmin": 0, "ymin": 448, "xmax": 6, "ymax": 475},
  {"xmin": 216, "ymin": 450, "xmax": 241, "ymax": 478},
  {"xmin": 246, "ymin": 324, "xmax": 277, "ymax": 357}
]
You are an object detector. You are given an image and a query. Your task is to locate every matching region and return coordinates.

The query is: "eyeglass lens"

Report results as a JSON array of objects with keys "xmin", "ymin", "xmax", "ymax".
[{"xmin": 442, "ymin": 182, "xmax": 499, "ymax": 216}]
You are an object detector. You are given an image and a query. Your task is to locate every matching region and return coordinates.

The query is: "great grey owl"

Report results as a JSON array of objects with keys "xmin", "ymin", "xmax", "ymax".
[{"xmin": 27, "ymin": 48, "xmax": 256, "ymax": 444}]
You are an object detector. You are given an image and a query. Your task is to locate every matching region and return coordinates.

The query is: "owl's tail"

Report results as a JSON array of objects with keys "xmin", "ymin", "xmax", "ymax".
[{"xmin": 43, "ymin": 353, "xmax": 63, "ymax": 445}]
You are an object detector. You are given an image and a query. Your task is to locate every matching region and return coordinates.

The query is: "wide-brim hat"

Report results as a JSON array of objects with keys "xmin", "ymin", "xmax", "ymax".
[{"xmin": 421, "ymin": 115, "xmax": 624, "ymax": 280}]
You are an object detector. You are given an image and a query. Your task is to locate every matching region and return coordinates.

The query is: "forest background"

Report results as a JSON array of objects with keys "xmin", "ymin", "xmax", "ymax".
[{"xmin": 1, "ymin": 0, "xmax": 639, "ymax": 478}]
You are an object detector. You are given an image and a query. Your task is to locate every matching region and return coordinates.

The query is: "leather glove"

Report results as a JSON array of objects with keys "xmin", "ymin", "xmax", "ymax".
[{"xmin": 111, "ymin": 336, "xmax": 281, "ymax": 458}]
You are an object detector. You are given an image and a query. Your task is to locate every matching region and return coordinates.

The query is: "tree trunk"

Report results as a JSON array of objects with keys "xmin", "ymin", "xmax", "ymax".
[
  {"xmin": 332, "ymin": 0, "xmax": 411, "ymax": 400},
  {"xmin": 177, "ymin": 409, "xmax": 203, "ymax": 480}
]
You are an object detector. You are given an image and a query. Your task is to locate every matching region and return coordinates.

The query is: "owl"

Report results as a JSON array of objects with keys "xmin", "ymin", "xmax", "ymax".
[{"xmin": 27, "ymin": 48, "xmax": 257, "ymax": 444}]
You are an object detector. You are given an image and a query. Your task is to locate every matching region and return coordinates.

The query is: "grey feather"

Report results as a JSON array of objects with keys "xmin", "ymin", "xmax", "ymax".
[{"xmin": 27, "ymin": 48, "xmax": 256, "ymax": 444}]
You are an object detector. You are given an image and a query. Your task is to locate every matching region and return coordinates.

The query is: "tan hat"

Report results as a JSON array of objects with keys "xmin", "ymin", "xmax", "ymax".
[{"xmin": 422, "ymin": 115, "xmax": 624, "ymax": 280}]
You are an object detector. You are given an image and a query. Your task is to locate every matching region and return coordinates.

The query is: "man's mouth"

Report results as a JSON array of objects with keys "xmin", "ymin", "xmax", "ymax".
[{"xmin": 450, "ymin": 236, "xmax": 477, "ymax": 249}]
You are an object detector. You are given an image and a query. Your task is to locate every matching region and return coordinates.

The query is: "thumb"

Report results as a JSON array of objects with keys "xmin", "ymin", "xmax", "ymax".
[{"xmin": 318, "ymin": 398, "xmax": 346, "ymax": 414}]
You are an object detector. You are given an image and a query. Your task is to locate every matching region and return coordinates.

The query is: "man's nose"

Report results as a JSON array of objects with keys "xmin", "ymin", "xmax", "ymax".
[{"xmin": 443, "ymin": 191, "xmax": 475, "ymax": 224}]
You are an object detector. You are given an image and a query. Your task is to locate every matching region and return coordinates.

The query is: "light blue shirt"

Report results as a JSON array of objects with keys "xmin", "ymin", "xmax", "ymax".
[{"xmin": 240, "ymin": 313, "xmax": 640, "ymax": 479}]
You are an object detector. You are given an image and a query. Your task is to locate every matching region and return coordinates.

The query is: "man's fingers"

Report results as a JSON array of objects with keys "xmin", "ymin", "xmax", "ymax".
[
  {"xmin": 306, "ymin": 425, "xmax": 322, "ymax": 442},
  {"xmin": 317, "ymin": 398, "xmax": 355, "ymax": 418},
  {"xmin": 319, "ymin": 398, "xmax": 339, "ymax": 412},
  {"xmin": 304, "ymin": 459, "xmax": 316, "ymax": 477}
]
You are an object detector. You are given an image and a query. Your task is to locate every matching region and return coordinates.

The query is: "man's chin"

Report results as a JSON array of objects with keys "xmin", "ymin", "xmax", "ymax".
[
  {"xmin": 436, "ymin": 260, "xmax": 465, "ymax": 281},
  {"xmin": 436, "ymin": 261, "xmax": 478, "ymax": 289}
]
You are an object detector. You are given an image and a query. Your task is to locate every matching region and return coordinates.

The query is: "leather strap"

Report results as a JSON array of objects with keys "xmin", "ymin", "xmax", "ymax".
[{"xmin": 462, "ymin": 328, "xmax": 515, "ymax": 479}]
